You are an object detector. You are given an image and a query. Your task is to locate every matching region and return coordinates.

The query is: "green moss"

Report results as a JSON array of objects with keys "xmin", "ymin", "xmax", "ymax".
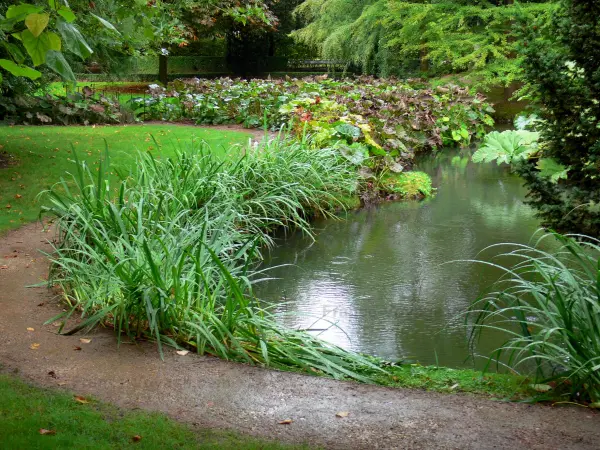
[
  {"xmin": 359, "ymin": 363, "xmax": 537, "ymax": 400},
  {"xmin": 0, "ymin": 374, "xmax": 302, "ymax": 449},
  {"xmin": 380, "ymin": 171, "xmax": 434, "ymax": 199}
]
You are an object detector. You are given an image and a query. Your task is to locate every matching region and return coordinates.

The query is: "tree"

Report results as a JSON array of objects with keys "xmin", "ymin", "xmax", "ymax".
[
  {"xmin": 292, "ymin": 0, "xmax": 555, "ymax": 86},
  {"xmin": 516, "ymin": 0, "xmax": 600, "ymax": 235}
]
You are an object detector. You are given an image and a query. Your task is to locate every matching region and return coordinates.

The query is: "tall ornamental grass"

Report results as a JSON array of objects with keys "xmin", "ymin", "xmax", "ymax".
[
  {"xmin": 42, "ymin": 137, "xmax": 380, "ymax": 381},
  {"xmin": 468, "ymin": 232, "xmax": 600, "ymax": 403}
]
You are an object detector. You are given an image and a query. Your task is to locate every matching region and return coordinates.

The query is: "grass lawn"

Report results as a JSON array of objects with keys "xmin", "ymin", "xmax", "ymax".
[
  {"xmin": 0, "ymin": 374, "xmax": 297, "ymax": 449},
  {"xmin": 0, "ymin": 124, "xmax": 252, "ymax": 233}
]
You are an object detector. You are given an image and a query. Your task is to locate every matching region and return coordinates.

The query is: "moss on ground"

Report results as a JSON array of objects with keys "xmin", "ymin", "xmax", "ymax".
[
  {"xmin": 367, "ymin": 363, "xmax": 536, "ymax": 400},
  {"xmin": 379, "ymin": 171, "xmax": 434, "ymax": 199}
]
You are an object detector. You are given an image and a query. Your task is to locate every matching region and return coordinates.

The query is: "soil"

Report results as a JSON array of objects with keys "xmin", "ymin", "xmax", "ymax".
[
  {"xmin": 1, "ymin": 223, "xmax": 599, "ymax": 449},
  {"xmin": 0, "ymin": 150, "xmax": 18, "ymax": 169}
]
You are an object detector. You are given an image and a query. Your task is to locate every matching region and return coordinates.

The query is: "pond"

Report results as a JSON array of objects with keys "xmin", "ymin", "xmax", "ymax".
[{"xmin": 254, "ymin": 148, "xmax": 542, "ymax": 369}]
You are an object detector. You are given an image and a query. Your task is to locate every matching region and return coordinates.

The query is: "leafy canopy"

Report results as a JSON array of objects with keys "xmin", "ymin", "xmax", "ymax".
[{"xmin": 292, "ymin": 0, "xmax": 556, "ymax": 86}]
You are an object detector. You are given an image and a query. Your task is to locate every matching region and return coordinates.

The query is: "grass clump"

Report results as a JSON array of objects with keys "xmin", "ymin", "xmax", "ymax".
[
  {"xmin": 361, "ymin": 362, "xmax": 534, "ymax": 399},
  {"xmin": 43, "ymin": 136, "xmax": 380, "ymax": 381},
  {"xmin": 468, "ymin": 232, "xmax": 600, "ymax": 405},
  {"xmin": 0, "ymin": 124, "xmax": 251, "ymax": 233},
  {"xmin": 0, "ymin": 374, "xmax": 298, "ymax": 449}
]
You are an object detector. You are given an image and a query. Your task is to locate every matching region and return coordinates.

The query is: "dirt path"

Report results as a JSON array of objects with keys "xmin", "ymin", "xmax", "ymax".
[{"xmin": 1, "ymin": 223, "xmax": 599, "ymax": 449}]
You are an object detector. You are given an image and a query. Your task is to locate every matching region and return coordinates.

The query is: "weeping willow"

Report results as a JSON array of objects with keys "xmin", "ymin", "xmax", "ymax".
[{"xmin": 292, "ymin": 0, "xmax": 557, "ymax": 86}]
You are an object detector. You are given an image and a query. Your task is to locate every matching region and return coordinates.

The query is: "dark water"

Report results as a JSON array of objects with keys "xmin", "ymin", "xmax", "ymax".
[{"xmin": 254, "ymin": 149, "xmax": 542, "ymax": 369}]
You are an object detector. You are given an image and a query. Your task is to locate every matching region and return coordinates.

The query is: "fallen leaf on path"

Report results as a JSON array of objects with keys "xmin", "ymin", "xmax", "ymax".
[
  {"xmin": 0, "ymin": 265, "xmax": 8, "ymax": 269},
  {"xmin": 58, "ymin": 382, "xmax": 67, "ymax": 386},
  {"xmin": 73, "ymin": 346, "xmax": 82, "ymax": 351},
  {"xmin": 335, "ymin": 411, "xmax": 349, "ymax": 418},
  {"xmin": 48, "ymin": 371, "xmax": 56, "ymax": 378},
  {"xmin": 278, "ymin": 419, "xmax": 293, "ymax": 425},
  {"xmin": 132, "ymin": 435, "xmax": 142, "ymax": 442},
  {"xmin": 79, "ymin": 338, "xmax": 92, "ymax": 344},
  {"xmin": 39, "ymin": 429, "xmax": 56, "ymax": 436},
  {"xmin": 30, "ymin": 343, "xmax": 40, "ymax": 350},
  {"xmin": 176, "ymin": 350, "xmax": 189, "ymax": 356},
  {"xmin": 206, "ymin": 401, "xmax": 214, "ymax": 407},
  {"xmin": 74, "ymin": 396, "xmax": 89, "ymax": 404},
  {"xmin": 27, "ymin": 327, "xmax": 35, "ymax": 332}
]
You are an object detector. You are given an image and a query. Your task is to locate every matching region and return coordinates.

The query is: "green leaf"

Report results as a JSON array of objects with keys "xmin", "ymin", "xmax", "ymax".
[
  {"xmin": 22, "ymin": 30, "xmax": 61, "ymax": 66},
  {"xmin": 537, "ymin": 158, "xmax": 569, "ymax": 182},
  {"xmin": 337, "ymin": 143, "xmax": 369, "ymax": 165},
  {"xmin": 0, "ymin": 58, "xmax": 42, "ymax": 79},
  {"xmin": 6, "ymin": 4, "xmax": 43, "ymax": 19},
  {"xmin": 45, "ymin": 50, "xmax": 75, "ymax": 81},
  {"xmin": 91, "ymin": 13, "xmax": 121, "ymax": 34},
  {"xmin": 57, "ymin": 7, "xmax": 76, "ymax": 23},
  {"xmin": 57, "ymin": 20, "xmax": 92, "ymax": 59},
  {"xmin": 451, "ymin": 129, "xmax": 463, "ymax": 142},
  {"xmin": 334, "ymin": 123, "xmax": 362, "ymax": 141},
  {"xmin": 472, "ymin": 130, "xmax": 538, "ymax": 165},
  {"xmin": 2, "ymin": 42, "xmax": 26, "ymax": 64},
  {"xmin": 25, "ymin": 13, "xmax": 50, "ymax": 37}
]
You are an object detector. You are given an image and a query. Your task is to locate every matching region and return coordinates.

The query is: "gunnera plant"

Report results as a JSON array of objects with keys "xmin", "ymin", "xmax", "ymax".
[
  {"xmin": 468, "ymin": 232, "xmax": 600, "ymax": 404},
  {"xmin": 42, "ymin": 136, "xmax": 380, "ymax": 381}
]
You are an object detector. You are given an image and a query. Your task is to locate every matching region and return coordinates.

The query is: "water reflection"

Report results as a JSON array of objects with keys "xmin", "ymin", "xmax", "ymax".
[{"xmin": 255, "ymin": 148, "xmax": 541, "ymax": 368}]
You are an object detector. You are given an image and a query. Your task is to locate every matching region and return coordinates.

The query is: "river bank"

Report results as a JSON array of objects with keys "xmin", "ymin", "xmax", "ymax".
[{"xmin": 0, "ymin": 223, "xmax": 599, "ymax": 449}]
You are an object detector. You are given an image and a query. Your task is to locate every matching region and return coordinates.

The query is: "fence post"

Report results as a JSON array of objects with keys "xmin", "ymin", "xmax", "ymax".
[{"xmin": 159, "ymin": 54, "xmax": 168, "ymax": 86}]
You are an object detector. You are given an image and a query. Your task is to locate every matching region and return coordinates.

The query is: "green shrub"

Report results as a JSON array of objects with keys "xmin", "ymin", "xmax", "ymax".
[
  {"xmin": 516, "ymin": 0, "xmax": 600, "ymax": 236},
  {"xmin": 42, "ymin": 137, "xmax": 380, "ymax": 381},
  {"xmin": 468, "ymin": 232, "xmax": 600, "ymax": 404},
  {"xmin": 2, "ymin": 89, "xmax": 132, "ymax": 125}
]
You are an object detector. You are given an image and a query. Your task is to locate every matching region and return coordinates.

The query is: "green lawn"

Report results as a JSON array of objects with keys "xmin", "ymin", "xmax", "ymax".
[
  {"xmin": 0, "ymin": 124, "xmax": 252, "ymax": 233},
  {"xmin": 0, "ymin": 374, "xmax": 297, "ymax": 450}
]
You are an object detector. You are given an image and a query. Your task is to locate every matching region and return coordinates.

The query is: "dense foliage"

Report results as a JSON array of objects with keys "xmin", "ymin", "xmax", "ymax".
[
  {"xmin": 138, "ymin": 76, "xmax": 494, "ymax": 172},
  {"xmin": 0, "ymin": 0, "xmax": 99, "ymax": 83},
  {"xmin": 469, "ymin": 232, "xmax": 600, "ymax": 404},
  {"xmin": 292, "ymin": 0, "xmax": 556, "ymax": 87},
  {"xmin": 43, "ymin": 137, "xmax": 382, "ymax": 380},
  {"xmin": 514, "ymin": 0, "xmax": 600, "ymax": 235},
  {"xmin": 2, "ymin": 88, "xmax": 129, "ymax": 125}
]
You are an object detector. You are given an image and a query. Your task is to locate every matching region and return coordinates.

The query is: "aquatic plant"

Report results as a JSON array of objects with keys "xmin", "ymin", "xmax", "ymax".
[
  {"xmin": 378, "ymin": 171, "xmax": 433, "ymax": 199},
  {"xmin": 42, "ymin": 137, "xmax": 380, "ymax": 381},
  {"xmin": 468, "ymin": 232, "xmax": 600, "ymax": 404}
]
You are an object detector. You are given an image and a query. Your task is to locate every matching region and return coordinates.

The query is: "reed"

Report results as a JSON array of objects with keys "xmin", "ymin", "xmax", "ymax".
[
  {"xmin": 42, "ymin": 136, "xmax": 379, "ymax": 381},
  {"xmin": 468, "ymin": 232, "xmax": 600, "ymax": 403}
]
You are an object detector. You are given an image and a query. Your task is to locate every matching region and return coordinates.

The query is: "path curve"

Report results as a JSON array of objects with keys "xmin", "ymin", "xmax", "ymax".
[{"xmin": 1, "ymin": 223, "xmax": 599, "ymax": 449}]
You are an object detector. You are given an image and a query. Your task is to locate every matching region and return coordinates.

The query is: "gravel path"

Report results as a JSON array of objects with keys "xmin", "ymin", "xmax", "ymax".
[{"xmin": 1, "ymin": 223, "xmax": 598, "ymax": 449}]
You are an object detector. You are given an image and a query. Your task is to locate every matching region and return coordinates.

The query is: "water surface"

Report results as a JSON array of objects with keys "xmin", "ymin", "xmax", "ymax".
[{"xmin": 255, "ymin": 149, "xmax": 541, "ymax": 368}]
